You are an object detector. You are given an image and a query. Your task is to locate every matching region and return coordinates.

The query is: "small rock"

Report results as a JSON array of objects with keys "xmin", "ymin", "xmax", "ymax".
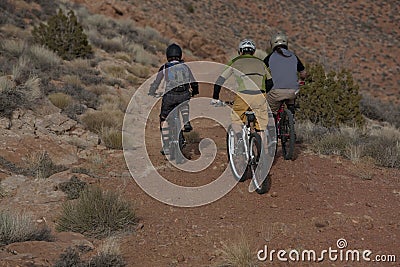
[
  {"xmin": 136, "ymin": 223, "xmax": 144, "ymax": 230},
  {"xmin": 315, "ymin": 220, "xmax": 329, "ymax": 228},
  {"xmin": 271, "ymin": 191, "xmax": 278, "ymax": 198},
  {"xmin": 177, "ymin": 254, "xmax": 185, "ymax": 262},
  {"xmin": 270, "ymin": 204, "xmax": 278, "ymax": 208}
]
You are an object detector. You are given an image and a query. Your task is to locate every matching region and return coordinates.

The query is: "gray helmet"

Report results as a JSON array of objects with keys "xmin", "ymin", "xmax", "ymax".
[
  {"xmin": 270, "ymin": 32, "xmax": 288, "ymax": 51},
  {"xmin": 238, "ymin": 39, "xmax": 256, "ymax": 54}
]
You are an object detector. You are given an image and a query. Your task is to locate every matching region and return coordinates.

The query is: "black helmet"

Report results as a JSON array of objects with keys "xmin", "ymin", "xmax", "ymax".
[{"xmin": 166, "ymin": 43, "xmax": 182, "ymax": 59}]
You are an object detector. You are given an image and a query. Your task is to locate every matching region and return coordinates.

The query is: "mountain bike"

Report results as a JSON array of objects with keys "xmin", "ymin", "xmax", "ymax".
[
  {"xmin": 275, "ymin": 101, "xmax": 295, "ymax": 160},
  {"xmin": 226, "ymin": 109, "xmax": 270, "ymax": 194}
]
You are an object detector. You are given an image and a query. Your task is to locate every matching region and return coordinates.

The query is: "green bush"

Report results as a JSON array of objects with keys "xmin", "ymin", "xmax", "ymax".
[
  {"xmin": 56, "ymin": 187, "xmax": 136, "ymax": 238},
  {"xmin": 297, "ymin": 63, "xmax": 365, "ymax": 128},
  {"xmin": 32, "ymin": 9, "xmax": 93, "ymax": 60}
]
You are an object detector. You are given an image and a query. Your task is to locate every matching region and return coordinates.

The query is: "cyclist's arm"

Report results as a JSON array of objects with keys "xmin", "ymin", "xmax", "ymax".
[
  {"xmin": 296, "ymin": 56, "xmax": 307, "ymax": 80},
  {"xmin": 187, "ymin": 66, "xmax": 199, "ymax": 96},
  {"xmin": 266, "ymin": 78, "xmax": 273, "ymax": 93},
  {"xmin": 213, "ymin": 62, "xmax": 234, "ymax": 100},
  {"xmin": 263, "ymin": 53, "xmax": 272, "ymax": 68},
  {"xmin": 149, "ymin": 65, "xmax": 165, "ymax": 95}
]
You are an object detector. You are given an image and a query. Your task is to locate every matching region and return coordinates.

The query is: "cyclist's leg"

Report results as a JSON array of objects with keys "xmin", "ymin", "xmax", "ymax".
[
  {"xmin": 159, "ymin": 93, "xmax": 177, "ymax": 155},
  {"xmin": 179, "ymin": 91, "xmax": 192, "ymax": 132},
  {"xmin": 231, "ymin": 93, "xmax": 248, "ymax": 131}
]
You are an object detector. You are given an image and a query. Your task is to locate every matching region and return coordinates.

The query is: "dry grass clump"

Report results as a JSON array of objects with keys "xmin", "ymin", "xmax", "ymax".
[
  {"xmin": 28, "ymin": 44, "xmax": 61, "ymax": 70},
  {"xmin": 81, "ymin": 109, "xmax": 123, "ymax": 134},
  {"xmin": 0, "ymin": 210, "xmax": 52, "ymax": 245},
  {"xmin": 217, "ymin": 234, "xmax": 258, "ymax": 267},
  {"xmin": 56, "ymin": 186, "xmax": 136, "ymax": 238},
  {"xmin": 0, "ymin": 39, "xmax": 27, "ymax": 57},
  {"xmin": 100, "ymin": 127, "xmax": 122, "ymax": 150},
  {"xmin": 26, "ymin": 151, "xmax": 67, "ymax": 179},
  {"xmin": 296, "ymin": 121, "xmax": 400, "ymax": 168},
  {"xmin": 48, "ymin": 92, "xmax": 72, "ymax": 109},
  {"xmin": 53, "ymin": 237, "xmax": 126, "ymax": 267}
]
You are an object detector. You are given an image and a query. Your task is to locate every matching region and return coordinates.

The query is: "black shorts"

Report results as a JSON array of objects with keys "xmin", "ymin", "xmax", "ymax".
[{"xmin": 160, "ymin": 91, "xmax": 191, "ymax": 120}]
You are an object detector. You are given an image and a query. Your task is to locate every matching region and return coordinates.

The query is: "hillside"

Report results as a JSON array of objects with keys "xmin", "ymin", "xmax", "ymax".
[
  {"xmin": 73, "ymin": 0, "xmax": 400, "ymax": 103},
  {"xmin": 0, "ymin": 0, "xmax": 399, "ymax": 266}
]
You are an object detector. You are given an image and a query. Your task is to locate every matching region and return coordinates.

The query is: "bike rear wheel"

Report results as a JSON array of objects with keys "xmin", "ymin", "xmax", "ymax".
[
  {"xmin": 280, "ymin": 109, "xmax": 295, "ymax": 160},
  {"xmin": 227, "ymin": 125, "xmax": 248, "ymax": 182},
  {"xmin": 169, "ymin": 116, "xmax": 185, "ymax": 164}
]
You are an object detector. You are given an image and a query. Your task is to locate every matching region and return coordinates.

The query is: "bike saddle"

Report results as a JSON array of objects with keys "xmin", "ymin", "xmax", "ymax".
[{"xmin": 244, "ymin": 111, "xmax": 256, "ymax": 122}]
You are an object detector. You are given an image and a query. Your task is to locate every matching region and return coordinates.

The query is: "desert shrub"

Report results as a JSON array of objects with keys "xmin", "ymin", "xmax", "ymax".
[
  {"xmin": 363, "ymin": 132, "xmax": 400, "ymax": 168},
  {"xmin": 311, "ymin": 131, "xmax": 351, "ymax": 156},
  {"xmin": 61, "ymin": 83, "xmax": 99, "ymax": 109},
  {"xmin": 296, "ymin": 121, "xmax": 400, "ymax": 168},
  {"xmin": 63, "ymin": 75, "xmax": 83, "ymax": 88},
  {"xmin": 54, "ymin": 239, "xmax": 126, "ymax": 267},
  {"xmin": 32, "ymin": 9, "xmax": 93, "ymax": 60},
  {"xmin": 360, "ymin": 94, "xmax": 400, "ymax": 128},
  {"xmin": 62, "ymin": 102, "xmax": 87, "ymax": 121},
  {"xmin": 88, "ymin": 238, "xmax": 126, "ymax": 267},
  {"xmin": 56, "ymin": 186, "xmax": 137, "ymax": 238},
  {"xmin": 88, "ymin": 252, "xmax": 126, "ymax": 267},
  {"xmin": 100, "ymin": 127, "xmax": 122, "ymax": 150},
  {"xmin": 58, "ymin": 176, "xmax": 88, "ymax": 200},
  {"xmin": 217, "ymin": 236, "xmax": 257, "ymax": 267},
  {"xmin": 27, "ymin": 151, "xmax": 68, "ymax": 179},
  {"xmin": 0, "ymin": 39, "xmax": 27, "ymax": 57},
  {"xmin": 28, "ymin": 44, "xmax": 62, "ymax": 71},
  {"xmin": 53, "ymin": 247, "xmax": 85, "ymax": 267},
  {"xmin": 0, "ymin": 80, "xmax": 42, "ymax": 120},
  {"xmin": 103, "ymin": 65, "xmax": 126, "ymax": 79},
  {"xmin": 127, "ymin": 64, "xmax": 149, "ymax": 78},
  {"xmin": 49, "ymin": 92, "xmax": 72, "ymax": 109},
  {"xmin": 0, "ymin": 210, "xmax": 52, "ymax": 245},
  {"xmin": 128, "ymin": 43, "xmax": 158, "ymax": 66},
  {"xmin": 297, "ymin": 63, "xmax": 365, "ymax": 128},
  {"xmin": 81, "ymin": 109, "xmax": 123, "ymax": 134},
  {"xmin": 0, "ymin": 85, "xmax": 27, "ymax": 119}
]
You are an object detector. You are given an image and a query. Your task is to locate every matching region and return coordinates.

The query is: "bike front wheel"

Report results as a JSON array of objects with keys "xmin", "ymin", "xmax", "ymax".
[
  {"xmin": 226, "ymin": 125, "xmax": 248, "ymax": 182},
  {"xmin": 280, "ymin": 109, "xmax": 295, "ymax": 160},
  {"xmin": 247, "ymin": 133, "xmax": 270, "ymax": 194}
]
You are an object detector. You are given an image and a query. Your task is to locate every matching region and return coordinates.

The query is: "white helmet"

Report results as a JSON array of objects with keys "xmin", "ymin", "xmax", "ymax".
[
  {"xmin": 238, "ymin": 39, "xmax": 256, "ymax": 54},
  {"xmin": 270, "ymin": 32, "xmax": 288, "ymax": 51}
]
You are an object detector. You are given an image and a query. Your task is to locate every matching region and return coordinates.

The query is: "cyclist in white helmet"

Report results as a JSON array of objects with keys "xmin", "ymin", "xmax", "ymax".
[
  {"xmin": 212, "ymin": 39, "xmax": 273, "ymax": 135},
  {"xmin": 263, "ymin": 32, "xmax": 306, "ymax": 116}
]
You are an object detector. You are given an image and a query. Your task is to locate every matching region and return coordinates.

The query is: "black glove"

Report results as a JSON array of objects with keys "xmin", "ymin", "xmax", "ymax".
[{"xmin": 191, "ymin": 88, "xmax": 199, "ymax": 97}]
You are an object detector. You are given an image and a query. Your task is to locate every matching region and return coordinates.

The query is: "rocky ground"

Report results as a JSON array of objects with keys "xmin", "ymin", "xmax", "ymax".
[{"xmin": 0, "ymin": 0, "xmax": 399, "ymax": 266}]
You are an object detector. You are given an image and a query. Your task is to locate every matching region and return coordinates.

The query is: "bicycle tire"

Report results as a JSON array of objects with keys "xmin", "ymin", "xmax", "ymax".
[
  {"xmin": 226, "ymin": 125, "xmax": 248, "ymax": 182},
  {"xmin": 280, "ymin": 109, "xmax": 295, "ymax": 160},
  {"xmin": 169, "ymin": 112, "xmax": 185, "ymax": 164},
  {"xmin": 246, "ymin": 132, "xmax": 269, "ymax": 194},
  {"xmin": 247, "ymin": 132, "xmax": 261, "ymax": 178}
]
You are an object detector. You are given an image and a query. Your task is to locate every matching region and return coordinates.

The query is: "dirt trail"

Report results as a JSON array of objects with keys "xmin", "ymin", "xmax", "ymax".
[{"xmin": 118, "ymin": 88, "xmax": 400, "ymax": 266}]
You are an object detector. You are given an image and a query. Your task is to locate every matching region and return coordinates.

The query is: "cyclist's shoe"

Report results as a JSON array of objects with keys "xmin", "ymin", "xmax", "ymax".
[
  {"xmin": 160, "ymin": 147, "xmax": 170, "ymax": 155},
  {"xmin": 183, "ymin": 122, "xmax": 193, "ymax": 132},
  {"xmin": 210, "ymin": 99, "xmax": 225, "ymax": 107}
]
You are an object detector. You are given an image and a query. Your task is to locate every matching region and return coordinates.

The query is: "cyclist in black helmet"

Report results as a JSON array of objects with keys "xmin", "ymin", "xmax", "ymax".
[{"xmin": 148, "ymin": 43, "xmax": 199, "ymax": 155}]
